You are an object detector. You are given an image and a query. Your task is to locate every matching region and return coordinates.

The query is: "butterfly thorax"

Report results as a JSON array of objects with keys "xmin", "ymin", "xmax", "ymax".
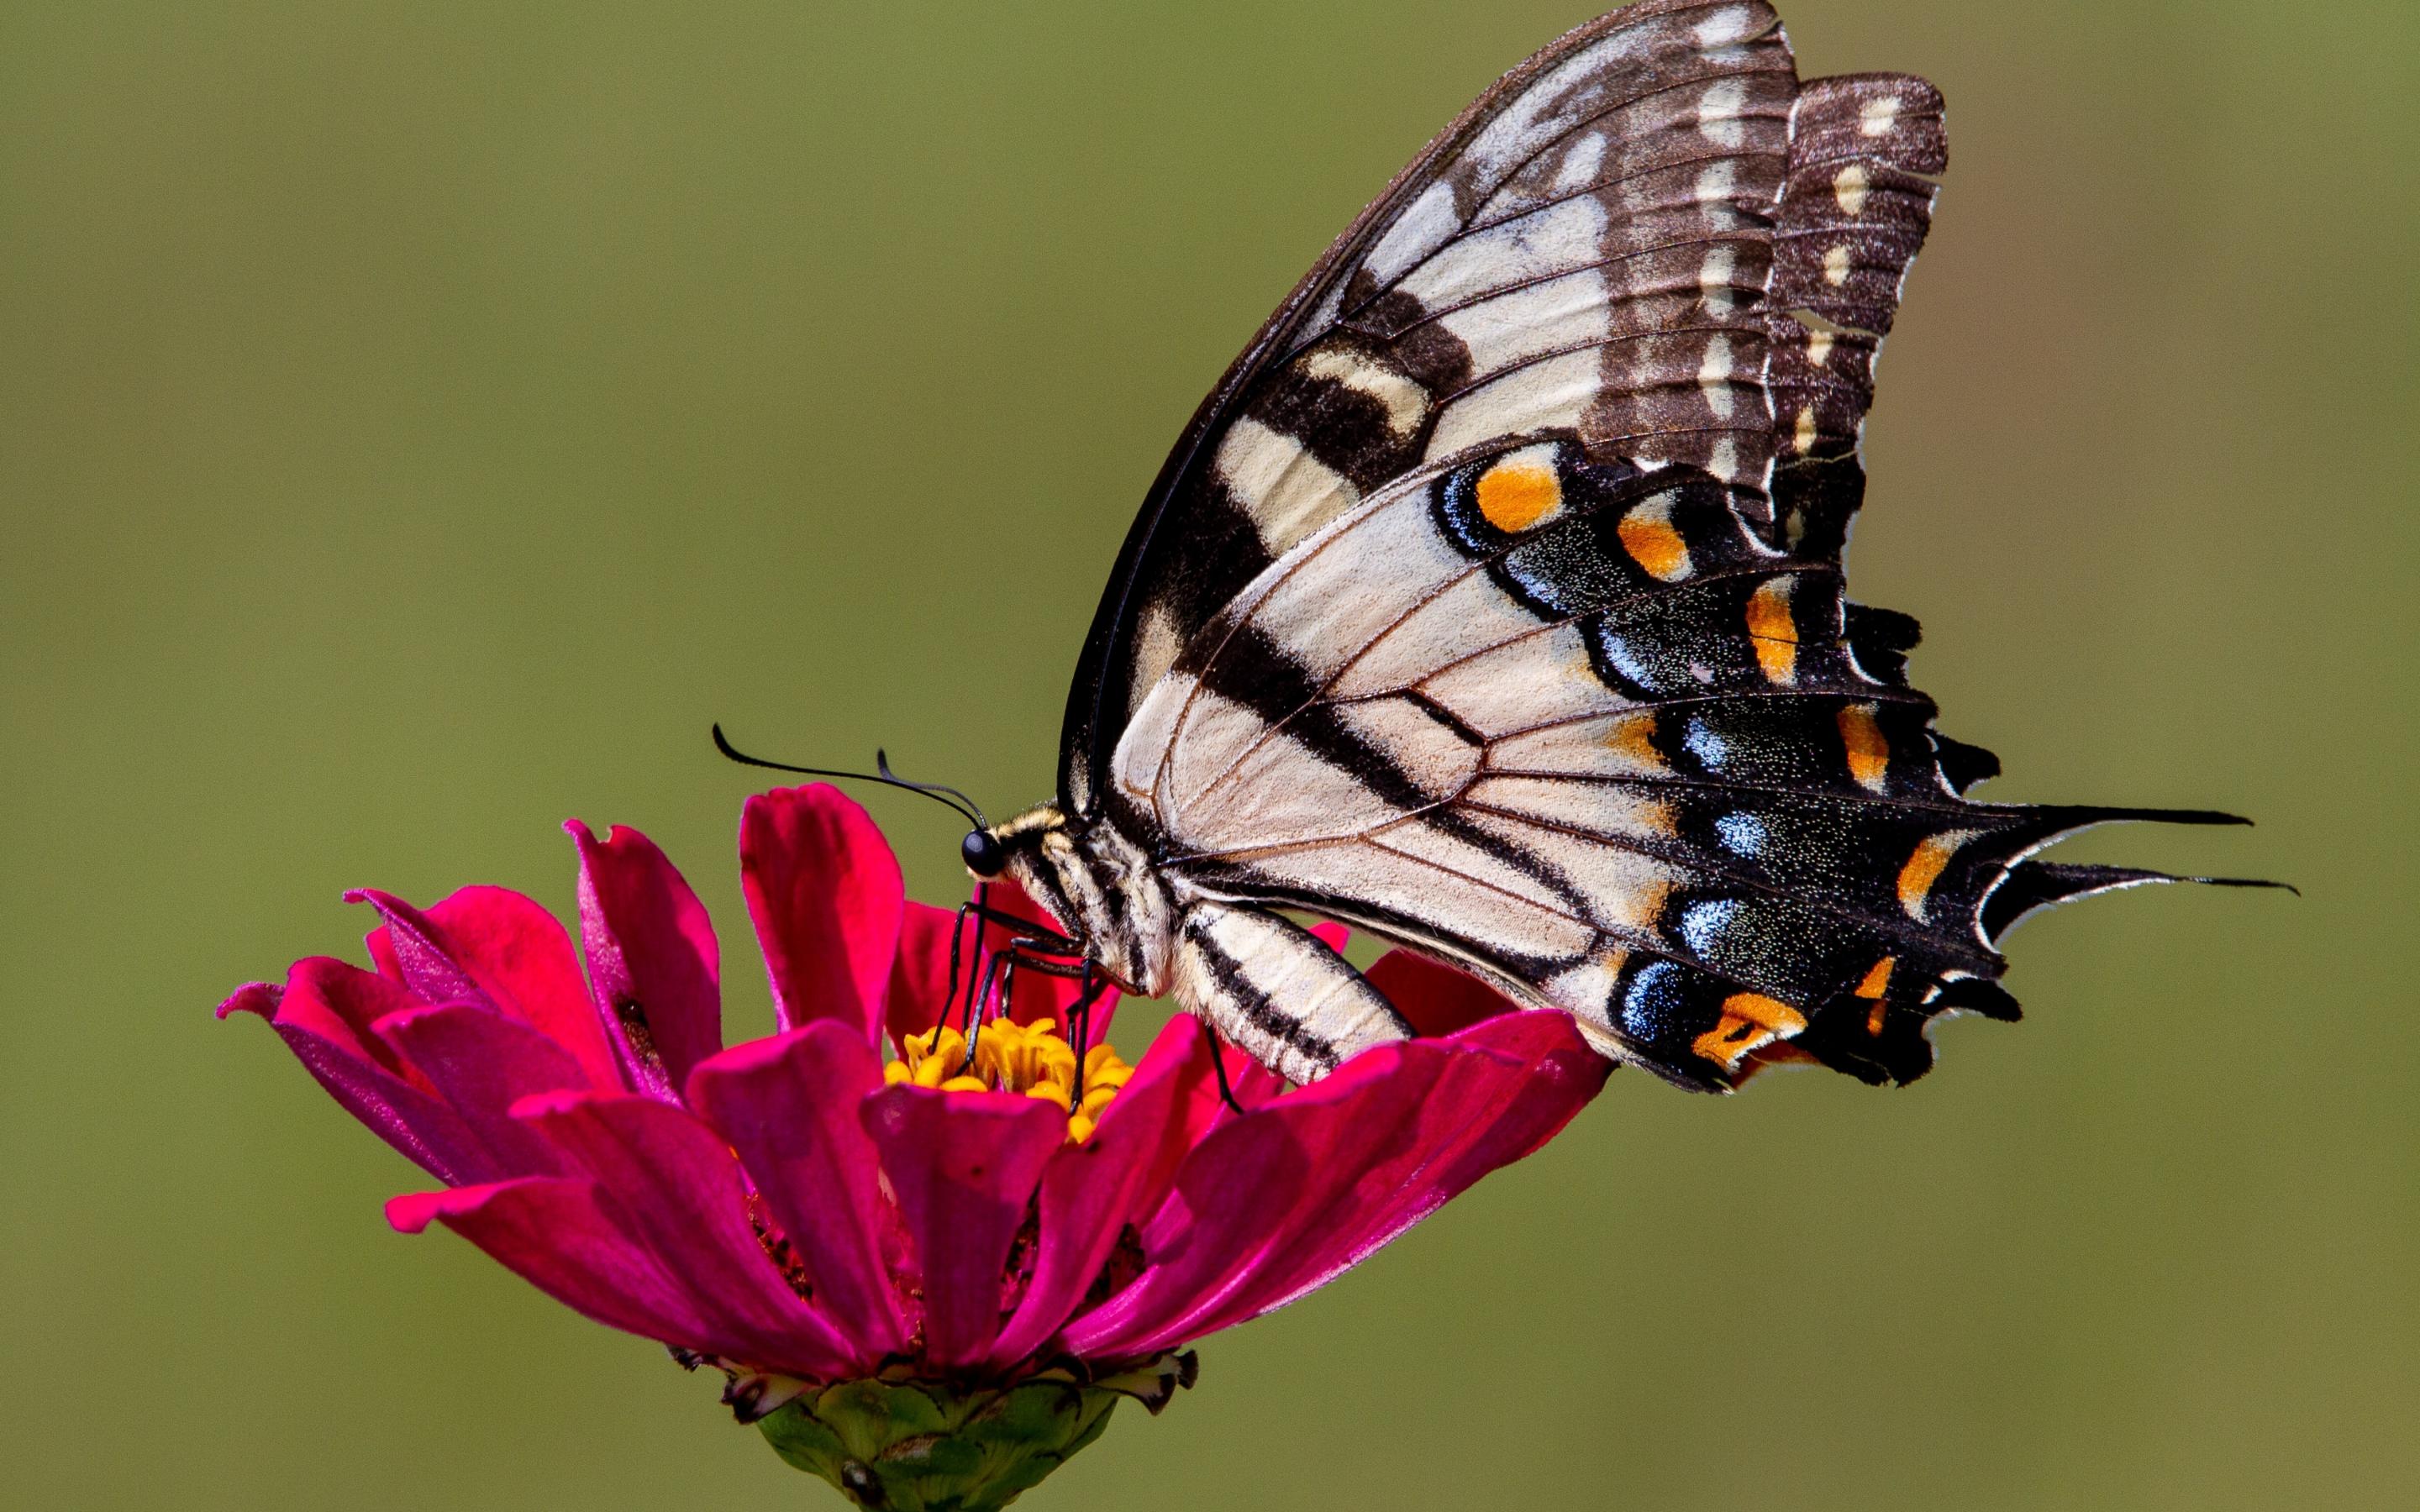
[{"xmin": 991, "ymin": 802, "xmax": 1179, "ymax": 997}]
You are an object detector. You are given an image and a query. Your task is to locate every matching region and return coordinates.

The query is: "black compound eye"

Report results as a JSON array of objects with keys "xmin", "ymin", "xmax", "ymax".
[{"xmin": 961, "ymin": 828, "xmax": 1007, "ymax": 879}]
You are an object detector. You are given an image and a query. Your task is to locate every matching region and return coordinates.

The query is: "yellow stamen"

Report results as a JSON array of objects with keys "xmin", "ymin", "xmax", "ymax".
[{"xmin": 885, "ymin": 1014, "xmax": 1135, "ymax": 1142}]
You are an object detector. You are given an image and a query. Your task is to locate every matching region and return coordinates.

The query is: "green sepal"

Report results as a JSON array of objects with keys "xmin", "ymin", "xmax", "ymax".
[{"xmin": 752, "ymin": 1354, "xmax": 1194, "ymax": 1509}]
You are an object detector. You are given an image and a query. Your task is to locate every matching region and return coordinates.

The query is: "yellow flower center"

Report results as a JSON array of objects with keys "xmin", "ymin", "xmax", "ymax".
[{"xmin": 884, "ymin": 1018, "xmax": 1133, "ymax": 1142}]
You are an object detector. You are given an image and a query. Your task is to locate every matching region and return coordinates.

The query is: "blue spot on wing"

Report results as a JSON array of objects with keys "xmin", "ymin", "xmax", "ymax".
[
  {"xmin": 1714, "ymin": 812, "xmax": 1766, "ymax": 855},
  {"xmin": 1680, "ymin": 900, "xmax": 1739, "ymax": 956},
  {"xmin": 1620, "ymin": 961, "xmax": 1691, "ymax": 1042}
]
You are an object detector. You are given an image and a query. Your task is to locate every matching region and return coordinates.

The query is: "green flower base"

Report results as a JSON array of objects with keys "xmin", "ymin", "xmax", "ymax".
[{"xmin": 752, "ymin": 1355, "xmax": 1196, "ymax": 1510}]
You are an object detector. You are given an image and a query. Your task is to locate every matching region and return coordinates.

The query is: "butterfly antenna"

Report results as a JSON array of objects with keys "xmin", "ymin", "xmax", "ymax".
[
  {"xmin": 711, "ymin": 724, "xmax": 986, "ymax": 829},
  {"xmin": 874, "ymin": 749, "xmax": 989, "ymax": 829}
]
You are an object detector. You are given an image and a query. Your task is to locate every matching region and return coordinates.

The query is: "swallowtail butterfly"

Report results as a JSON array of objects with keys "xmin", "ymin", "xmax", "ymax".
[{"xmin": 944, "ymin": 0, "xmax": 2250, "ymax": 1091}]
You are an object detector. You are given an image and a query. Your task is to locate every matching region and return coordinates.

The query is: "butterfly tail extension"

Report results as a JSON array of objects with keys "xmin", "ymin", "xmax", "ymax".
[
  {"xmin": 1172, "ymin": 902, "xmax": 1412, "ymax": 1086},
  {"xmin": 1723, "ymin": 807, "xmax": 2275, "ymax": 1089}
]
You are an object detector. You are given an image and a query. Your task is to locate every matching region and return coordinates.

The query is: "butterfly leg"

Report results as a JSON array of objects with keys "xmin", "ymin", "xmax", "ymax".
[
  {"xmin": 1171, "ymin": 901, "xmax": 1410, "ymax": 1084},
  {"xmin": 1202, "ymin": 1017, "xmax": 1248, "ymax": 1116}
]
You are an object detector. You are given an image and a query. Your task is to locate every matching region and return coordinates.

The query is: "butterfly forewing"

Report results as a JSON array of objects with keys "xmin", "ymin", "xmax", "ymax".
[
  {"xmin": 1022, "ymin": 1, "xmax": 2246, "ymax": 1091},
  {"xmin": 1064, "ymin": 0, "xmax": 1822, "ymax": 815}
]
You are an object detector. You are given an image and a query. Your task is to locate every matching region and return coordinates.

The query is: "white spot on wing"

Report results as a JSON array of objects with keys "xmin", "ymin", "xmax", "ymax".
[
  {"xmin": 1697, "ymin": 78, "xmax": 1750, "ymax": 148},
  {"xmin": 1707, "ymin": 435, "xmax": 1742, "ymax": 482},
  {"xmin": 1697, "ymin": 334, "xmax": 1736, "ymax": 420},
  {"xmin": 1822, "ymin": 243, "xmax": 1853, "ymax": 286},
  {"xmin": 1860, "ymin": 95, "xmax": 1902, "ymax": 138},
  {"xmin": 1302, "ymin": 347, "xmax": 1430, "ymax": 437},
  {"xmin": 1213, "ymin": 416, "xmax": 1360, "ymax": 557},
  {"xmin": 1833, "ymin": 162, "xmax": 1871, "ymax": 216},
  {"xmin": 1692, "ymin": 6, "xmax": 1755, "ymax": 45},
  {"xmin": 1699, "ymin": 244, "xmax": 1740, "ymax": 314}
]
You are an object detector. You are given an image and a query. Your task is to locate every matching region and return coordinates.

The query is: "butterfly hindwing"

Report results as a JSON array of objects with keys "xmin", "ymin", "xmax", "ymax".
[{"xmin": 1113, "ymin": 441, "xmax": 2238, "ymax": 1089}]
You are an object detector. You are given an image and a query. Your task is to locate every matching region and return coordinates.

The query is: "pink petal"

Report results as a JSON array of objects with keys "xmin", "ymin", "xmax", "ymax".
[
  {"xmin": 1061, "ymin": 1047, "xmax": 1444, "ymax": 1359},
  {"xmin": 739, "ymin": 785, "xmax": 903, "ymax": 1045},
  {"xmin": 566, "ymin": 820, "xmax": 723, "ymax": 1100},
  {"xmin": 372, "ymin": 1002, "xmax": 590, "ymax": 1179},
  {"xmin": 387, "ymin": 1179, "xmax": 734, "ymax": 1353},
  {"xmin": 512, "ymin": 1089, "xmax": 860, "ymax": 1379},
  {"xmin": 858, "ymin": 1084, "xmax": 1065, "ymax": 1369},
  {"xmin": 220, "ymin": 960, "xmax": 493, "ymax": 1184},
  {"xmin": 888, "ymin": 900, "xmax": 971, "ymax": 1048},
  {"xmin": 1365, "ymin": 949, "xmax": 1522, "ymax": 1037},
  {"xmin": 986, "ymin": 1015, "xmax": 1219, "ymax": 1367},
  {"xmin": 686, "ymin": 1021, "xmax": 908, "ymax": 1361},
  {"xmin": 1199, "ymin": 1011, "xmax": 1607, "ymax": 1328},
  {"xmin": 349, "ymin": 886, "xmax": 620, "ymax": 1090},
  {"xmin": 1054, "ymin": 1100, "xmax": 1315, "ymax": 1361},
  {"xmin": 1171, "ymin": 1031, "xmax": 1286, "ymax": 1132}
]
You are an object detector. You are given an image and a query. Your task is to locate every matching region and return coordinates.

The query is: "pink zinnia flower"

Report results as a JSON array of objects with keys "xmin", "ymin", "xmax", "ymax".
[{"xmin": 221, "ymin": 785, "xmax": 1605, "ymax": 1508}]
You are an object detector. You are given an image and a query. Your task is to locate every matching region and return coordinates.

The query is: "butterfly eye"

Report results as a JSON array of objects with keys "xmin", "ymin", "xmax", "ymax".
[{"xmin": 961, "ymin": 828, "xmax": 1007, "ymax": 879}]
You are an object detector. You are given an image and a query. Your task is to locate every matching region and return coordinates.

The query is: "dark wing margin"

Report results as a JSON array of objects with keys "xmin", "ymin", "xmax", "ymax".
[
  {"xmin": 1762, "ymin": 72, "xmax": 1946, "ymax": 553},
  {"xmin": 1060, "ymin": 0, "xmax": 1808, "ymax": 816}
]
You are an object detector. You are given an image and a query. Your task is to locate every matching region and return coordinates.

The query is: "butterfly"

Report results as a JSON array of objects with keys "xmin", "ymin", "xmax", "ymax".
[{"xmin": 907, "ymin": 0, "xmax": 2258, "ymax": 1093}]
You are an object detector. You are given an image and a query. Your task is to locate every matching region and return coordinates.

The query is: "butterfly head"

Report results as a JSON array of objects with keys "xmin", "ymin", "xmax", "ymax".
[
  {"xmin": 974, "ymin": 802, "xmax": 1176, "ymax": 997},
  {"xmin": 960, "ymin": 827, "xmax": 1007, "ymax": 879}
]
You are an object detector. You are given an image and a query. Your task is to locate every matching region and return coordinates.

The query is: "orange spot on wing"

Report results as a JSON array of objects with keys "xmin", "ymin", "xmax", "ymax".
[
  {"xmin": 1602, "ymin": 712, "xmax": 1668, "ymax": 774},
  {"xmin": 1476, "ymin": 457, "xmax": 1563, "ymax": 533},
  {"xmin": 1855, "ymin": 957, "xmax": 1896, "ymax": 998},
  {"xmin": 1692, "ymin": 991, "xmax": 1809, "ymax": 1068},
  {"xmin": 1617, "ymin": 498, "xmax": 1691, "ymax": 581},
  {"xmin": 1838, "ymin": 701, "xmax": 1891, "ymax": 790},
  {"xmin": 1897, "ymin": 832, "xmax": 1973, "ymax": 921},
  {"xmin": 1746, "ymin": 578, "xmax": 1798, "ymax": 684}
]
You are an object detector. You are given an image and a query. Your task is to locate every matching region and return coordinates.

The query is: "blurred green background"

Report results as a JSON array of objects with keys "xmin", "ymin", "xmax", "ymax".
[{"xmin": 5, "ymin": 2, "xmax": 2413, "ymax": 1506}]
